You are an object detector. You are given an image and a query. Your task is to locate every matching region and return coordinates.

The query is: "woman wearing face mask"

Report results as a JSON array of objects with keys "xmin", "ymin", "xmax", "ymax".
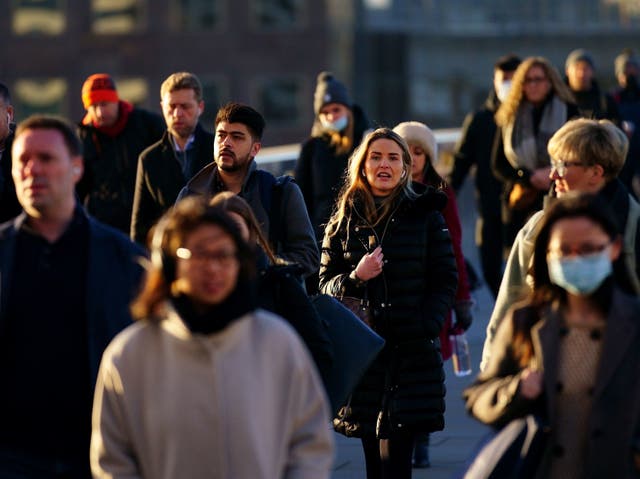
[
  {"xmin": 493, "ymin": 57, "xmax": 579, "ymax": 253},
  {"xmin": 464, "ymin": 192, "xmax": 640, "ymax": 478},
  {"xmin": 320, "ymin": 128, "xmax": 458, "ymax": 478},
  {"xmin": 295, "ymin": 72, "xmax": 371, "ymax": 292},
  {"xmin": 91, "ymin": 197, "xmax": 333, "ymax": 479}
]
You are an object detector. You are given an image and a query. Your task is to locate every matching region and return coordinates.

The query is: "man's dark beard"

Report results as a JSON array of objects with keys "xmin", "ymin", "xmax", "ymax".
[{"xmin": 217, "ymin": 153, "xmax": 251, "ymax": 173}]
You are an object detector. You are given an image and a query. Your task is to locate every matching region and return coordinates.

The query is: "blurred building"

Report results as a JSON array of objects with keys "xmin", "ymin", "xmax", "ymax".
[
  {"xmin": 3, "ymin": 0, "xmax": 640, "ymax": 145},
  {"xmin": 351, "ymin": 0, "xmax": 640, "ymax": 128},
  {"xmin": 0, "ymin": 0, "xmax": 329, "ymax": 145}
]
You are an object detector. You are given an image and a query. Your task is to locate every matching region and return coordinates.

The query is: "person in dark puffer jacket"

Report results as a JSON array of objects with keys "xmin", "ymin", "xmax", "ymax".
[{"xmin": 319, "ymin": 128, "xmax": 458, "ymax": 479}]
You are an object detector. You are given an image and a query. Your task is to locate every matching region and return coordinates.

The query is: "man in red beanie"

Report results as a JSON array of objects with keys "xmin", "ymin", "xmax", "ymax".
[{"xmin": 77, "ymin": 73, "xmax": 165, "ymax": 234}]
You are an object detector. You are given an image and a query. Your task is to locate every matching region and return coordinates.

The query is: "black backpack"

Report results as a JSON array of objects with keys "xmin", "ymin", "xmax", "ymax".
[{"xmin": 256, "ymin": 171, "xmax": 294, "ymax": 255}]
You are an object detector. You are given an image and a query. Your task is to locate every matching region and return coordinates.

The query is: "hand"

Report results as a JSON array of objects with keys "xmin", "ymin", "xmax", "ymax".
[
  {"xmin": 530, "ymin": 167, "xmax": 552, "ymax": 190},
  {"xmin": 519, "ymin": 367, "xmax": 543, "ymax": 399},
  {"xmin": 355, "ymin": 246, "xmax": 384, "ymax": 281},
  {"xmin": 454, "ymin": 300, "xmax": 474, "ymax": 331}
]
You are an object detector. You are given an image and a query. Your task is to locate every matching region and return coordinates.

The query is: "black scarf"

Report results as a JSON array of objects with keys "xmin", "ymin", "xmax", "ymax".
[{"xmin": 171, "ymin": 279, "xmax": 257, "ymax": 335}]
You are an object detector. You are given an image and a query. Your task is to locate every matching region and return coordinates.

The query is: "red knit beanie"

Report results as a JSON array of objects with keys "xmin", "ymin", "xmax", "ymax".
[{"xmin": 82, "ymin": 73, "xmax": 119, "ymax": 109}]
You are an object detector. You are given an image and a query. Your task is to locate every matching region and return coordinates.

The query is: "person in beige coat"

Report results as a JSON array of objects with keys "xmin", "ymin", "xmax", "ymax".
[
  {"xmin": 91, "ymin": 197, "xmax": 334, "ymax": 479},
  {"xmin": 465, "ymin": 193, "xmax": 640, "ymax": 478}
]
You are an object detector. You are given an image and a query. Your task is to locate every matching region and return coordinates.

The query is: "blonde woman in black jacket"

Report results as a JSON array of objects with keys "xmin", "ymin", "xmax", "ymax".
[{"xmin": 319, "ymin": 128, "xmax": 458, "ymax": 479}]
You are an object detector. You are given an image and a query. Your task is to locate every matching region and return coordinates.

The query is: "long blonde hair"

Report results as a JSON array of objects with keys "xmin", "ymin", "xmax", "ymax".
[
  {"xmin": 495, "ymin": 56, "xmax": 575, "ymax": 128},
  {"xmin": 327, "ymin": 128, "xmax": 415, "ymax": 238}
]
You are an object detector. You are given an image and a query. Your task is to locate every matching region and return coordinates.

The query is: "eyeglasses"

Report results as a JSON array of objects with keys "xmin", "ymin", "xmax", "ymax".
[
  {"xmin": 176, "ymin": 247, "xmax": 237, "ymax": 267},
  {"xmin": 550, "ymin": 159, "xmax": 585, "ymax": 177},
  {"xmin": 524, "ymin": 76, "xmax": 548, "ymax": 85},
  {"xmin": 547, "ymin": 242, "xmax": 611, "ymax": 259}
]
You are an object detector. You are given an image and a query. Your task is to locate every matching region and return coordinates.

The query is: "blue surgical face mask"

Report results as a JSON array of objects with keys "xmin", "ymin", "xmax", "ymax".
[
  {"xmin": 320, "ymin": 115, "xmax": 348, "ymax": 133},
  {"xmin": 547, "ymin": 247, "xmax": 612, "ymax": 295}
]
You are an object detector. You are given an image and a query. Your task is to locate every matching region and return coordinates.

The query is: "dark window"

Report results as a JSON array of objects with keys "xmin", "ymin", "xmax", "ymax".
[
  {"xmin": 257, "ymin": 78, "xmax": 301, "ymax": 125},
  {"xmin": 251, "ymin": 0, "xmax": 304, "ymax": 29},
  {"xmin": 92, "ymin": 0, "xmax": 143, "ymax": 34},
  {"xmin": 14, "ymin": 78, "xmax": 67, "ymax": 118},
  {"xmin": 172, "ymin": 0, "xmax": 221, "ymax": 31}
]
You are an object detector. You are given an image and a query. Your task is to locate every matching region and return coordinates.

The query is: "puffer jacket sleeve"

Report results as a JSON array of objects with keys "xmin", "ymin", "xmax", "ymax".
[
  {"xmin": 318, "ymin": 221, "xmax": 366, "ymax": 299},
  {"xmin": 419, "ymin": 209, "xmax": 458, "ymax": 338}
]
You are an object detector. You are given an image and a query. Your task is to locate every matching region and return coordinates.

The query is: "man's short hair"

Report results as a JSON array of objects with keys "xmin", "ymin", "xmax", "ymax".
[
  {"xmin": 547, "ymin": 118, "xmax": 628, "ymax": 180},
  {"xmin": 0, "ymin": 82, "xmax": 11, "ymax": 105},
  {"xmin": 214, "ymin": 102, "xmax": 265, "ymax": 140},
  {"xmin": 15, "ymin": 115, "xmax": 83, "ymax": 157},
  {"xmin": 160, "ymin": 72, "xmax": 203, "ymax": 103},
  {"xmin": 494, "ymin": 54, "xmax": 522, "ymax": 72}
]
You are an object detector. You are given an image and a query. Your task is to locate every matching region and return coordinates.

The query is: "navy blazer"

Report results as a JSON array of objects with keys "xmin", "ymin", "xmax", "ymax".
[{"xmin": 0, "ymin": 209, "xmax": 145, "ymax": 387}]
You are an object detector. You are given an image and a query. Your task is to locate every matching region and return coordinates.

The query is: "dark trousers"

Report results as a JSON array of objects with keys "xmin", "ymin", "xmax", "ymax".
[
  {"xmin": 361, "ymin": 431, "xmax": 416, "ymax": 479},
  {"xmin": 476, "ymin": 213, "xmax": 503, "ymax": 298},
  {"xmin": 0, "ymin": 448, "xmax": 90, "ymax": 479}
]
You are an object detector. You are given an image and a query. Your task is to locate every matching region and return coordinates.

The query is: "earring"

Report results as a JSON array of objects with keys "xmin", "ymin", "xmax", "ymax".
[
  {"xmin": 361, "ymin": 170, "xmax": 366, "ymax": 177},
  {"xmin": 401, "ymin": 170, "xmax": 407, "ymax": 179}
]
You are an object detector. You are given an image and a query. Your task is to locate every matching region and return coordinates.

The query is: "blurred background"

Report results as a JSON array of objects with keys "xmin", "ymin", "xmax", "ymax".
[{"xmin": 2, "ymin": 0, "xmax": 640, "ymax": 147}]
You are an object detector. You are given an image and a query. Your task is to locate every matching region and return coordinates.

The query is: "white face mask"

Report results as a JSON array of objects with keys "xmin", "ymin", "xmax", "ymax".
[{"xmin": 496, "ymin": 80, "xmax": 513, "ymax": 103}]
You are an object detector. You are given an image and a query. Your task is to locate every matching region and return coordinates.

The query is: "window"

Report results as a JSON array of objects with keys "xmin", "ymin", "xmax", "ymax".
[
  {"xmin": 172, "ymin": 0, "xmax": 222, "ymax": 31},
  {"xmin": 12, "ymin": 0, "xmax": 66, "ymax": 35},
  {"xmin": 115, "ymin": 78, "xmax": 149, "ymax": 106},
  {"xmin": 256, "ymin": 77, "xmax": 301, "ymax": 126},
  {"xmin": 199, "ymin": 77, "xmax": 228, "ymax": 133},
  {"xmin": 92, "ymin": 0, "xmax": 144, "ymax": 34},
  {"xmin": 14, "ymin": 78, "xmax": 67, "ymax": 118},
  {"xmin": 251, "ymin": 0, "xmax": 305, "ymax": 29}
]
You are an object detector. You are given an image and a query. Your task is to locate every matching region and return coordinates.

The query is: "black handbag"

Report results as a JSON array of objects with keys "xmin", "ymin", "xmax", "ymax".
[
  {"xmin": 311, "ymin": 294, "xmax": 385, "ymax": 415},
  {"xmin": 457, "ymin": 414, "xmax": 549, "ymax": 479}
]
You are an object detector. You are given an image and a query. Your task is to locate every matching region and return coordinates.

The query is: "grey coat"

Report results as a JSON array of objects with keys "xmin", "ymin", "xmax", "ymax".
[{"xmin": 465, "ymin": 289, "xmax": 640, "ymax": 478}]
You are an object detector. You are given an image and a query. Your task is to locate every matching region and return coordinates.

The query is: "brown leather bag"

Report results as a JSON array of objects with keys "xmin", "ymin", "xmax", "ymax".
[{"xmin": 339, "ymin": 296, "xmax": 373, "ymax": 329}]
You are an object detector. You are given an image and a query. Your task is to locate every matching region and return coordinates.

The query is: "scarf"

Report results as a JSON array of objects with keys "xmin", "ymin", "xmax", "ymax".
[
  {"xmin": 503, "ymin": 95, "xmax": 567, "ymax": 172},
  {"xmin": 81, "ymin": 100, "xmax": 134, "ymax": 138},
  {"xmin": 171, "ymin": 279, "xmax": 257, "ymax": 335}
]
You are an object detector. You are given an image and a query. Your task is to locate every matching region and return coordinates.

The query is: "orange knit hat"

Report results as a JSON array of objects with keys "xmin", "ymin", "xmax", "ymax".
[{"xmin": 81, "ymin": 73, "xmax": 119, "ymax": 109}]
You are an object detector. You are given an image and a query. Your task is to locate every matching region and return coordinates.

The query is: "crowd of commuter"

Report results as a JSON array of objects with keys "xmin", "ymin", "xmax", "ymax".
[{"xmin": 1, "ymin": 46, "xmax": 640, "ymax": 478}]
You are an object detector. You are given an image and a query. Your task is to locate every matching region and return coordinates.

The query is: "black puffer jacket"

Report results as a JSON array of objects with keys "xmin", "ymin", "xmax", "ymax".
[{"xmin": 319, "ymin": 184, "xmax": 458, "ymax": 438}]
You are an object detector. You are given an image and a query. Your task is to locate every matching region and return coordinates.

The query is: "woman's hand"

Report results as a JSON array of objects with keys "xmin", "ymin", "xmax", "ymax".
[
  {"xmin": 519, "ymin": 367, "xmax": 543, "ymax": 399},
  {"xmin": 530, "ymin": 167, "xmax": 552, "ymax": 191},
  {"xmin": 354, "ymin": 246, "xmax": 384, "ymax": 281}
]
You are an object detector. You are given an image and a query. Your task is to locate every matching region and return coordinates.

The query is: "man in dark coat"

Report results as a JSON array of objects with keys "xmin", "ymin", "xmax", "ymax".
[
  {"xmin": 130, "ymin": 72, "xmax": 213, "ymax": 244},
  {"xmin": 0, "ymin": 82, "xmax": 21, "ymax": 222},
  {"xmin": 0, "ymin": 115, "xmax": 144, "ymax": 476},
  {"xmin": 77, "ymin": 73, "xmax": 165, "ymax": 234},
  {"xmin": 564, "ymin": 49, "xmax": 620, "ymax": 123},
  {"xmin": 611, "ymin": 49, "xmax": 640, "ymax": 195},
  {"xmin": 450, "ymin": 54, "xmax": 520, "ymax": 298},
  {"xmin": 178, "ymin": 102, "xmax": 319, "ymax": 278}
]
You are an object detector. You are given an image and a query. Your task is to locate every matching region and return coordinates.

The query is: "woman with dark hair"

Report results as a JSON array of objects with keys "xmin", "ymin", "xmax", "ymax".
[
  {"xmin": 91, "ymin": 197, "xmax": 333, "ymax": 479},
  {"xmin": 465, "ymin": 193, "xmax": 640, "ymax": 478},
  {"xmin": 209, "ymin": 191, "xmax": 333, "ymax": 391},
  {"xmin": 493, "ymin": 56, "xmax": 578, "ymax": 249},
  {"xmin": 320, "ymin": 128, "xmax": 458, "ymax": 478}
]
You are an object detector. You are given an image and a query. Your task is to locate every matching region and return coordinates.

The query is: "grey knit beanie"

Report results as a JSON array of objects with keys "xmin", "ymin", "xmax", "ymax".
[
  {"xmin": 313, "ymin": 71, "xmax": 352, "ymax": 114},
  {"xmin": 565, "ymin": 49, "xmax": 595, "ymax": 71}
]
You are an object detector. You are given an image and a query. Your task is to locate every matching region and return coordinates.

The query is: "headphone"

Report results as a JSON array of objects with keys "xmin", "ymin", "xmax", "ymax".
[
  {"xmin": 401, "ymin": 170, "xmax": 407, "ymax": 179},
  {"xmin": 150, "ymin": 216, "xmax": 175, "ymax": 284}
]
